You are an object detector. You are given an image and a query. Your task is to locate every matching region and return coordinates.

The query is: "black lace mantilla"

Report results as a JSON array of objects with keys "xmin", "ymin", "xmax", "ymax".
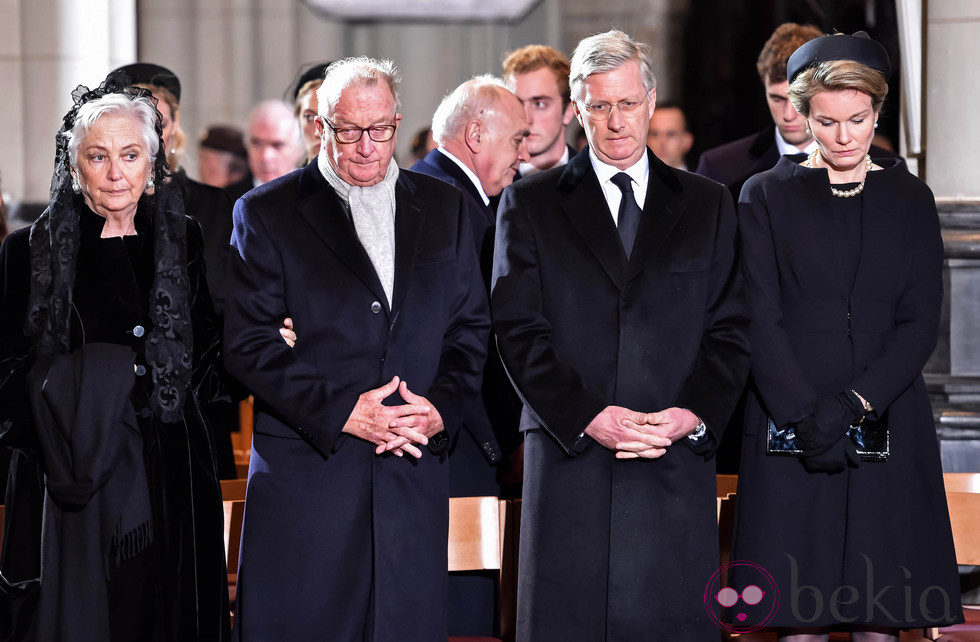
[{"xmin": 26, "ymin": 70, "xmax": 193, "ymax": 423}]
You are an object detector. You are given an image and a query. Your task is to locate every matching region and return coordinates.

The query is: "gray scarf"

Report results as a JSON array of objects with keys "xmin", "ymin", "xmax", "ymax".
[{"xmin": 319, "ymin": 153, "xmax": 399, "ymax": 305}]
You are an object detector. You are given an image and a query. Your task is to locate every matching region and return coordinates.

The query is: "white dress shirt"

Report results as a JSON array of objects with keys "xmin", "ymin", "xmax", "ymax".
[
  {"xmin": 519, "ymin": 145, "xmax": 570, "ymax": 177},
  {"xmin": 436, "ymin": 147, "xmax": 490, "ymax": 206},
  {"xmin": 588, "ymin": 149, "xmax": 649, "ymax": 226},
  {"xmin": 775, "ymin": 127, "xmax": 818, "ymax": 157}
]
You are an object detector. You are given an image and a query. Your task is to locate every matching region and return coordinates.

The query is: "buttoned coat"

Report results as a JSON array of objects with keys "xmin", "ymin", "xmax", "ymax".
[
  {"xmin": 731, "ymin": 156, "xmax": 962, "ymax": 628},
  {"xmin": 223, "ymin": 161, "xmax": 489, "ymax": 641},
  {"xmin": 491, "ymin": 149, "xmax": 749, "ymax": 641}
]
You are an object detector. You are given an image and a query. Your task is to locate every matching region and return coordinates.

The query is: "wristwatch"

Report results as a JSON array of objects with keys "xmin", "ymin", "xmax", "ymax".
[{"xmin": 688, "ymin": 420, "xmax": 707, "ymax": 442}]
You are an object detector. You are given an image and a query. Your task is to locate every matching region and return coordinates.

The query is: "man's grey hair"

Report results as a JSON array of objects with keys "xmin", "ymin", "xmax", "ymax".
[
  {"xmin": 316, "ymin": 56, "xmax": 401, "ymax": 116},
  {"xmin": 569, "ymin": 29, "xmax": 657, "ymax": 103},
  {"xmin": 66, "ymin": 93, "xmax": 160, "ymax": 170},
  {"xmin": 247, "ymin": 100, "xmax": 303, "ymax": 149},
  {"xmin": 430, "ymin": 74, "xmax": 511, "ymax": 145}
]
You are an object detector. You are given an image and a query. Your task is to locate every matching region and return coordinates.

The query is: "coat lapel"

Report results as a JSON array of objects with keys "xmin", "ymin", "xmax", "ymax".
[
  {"xmin": 626, "ymin": 151, "xmax": 685, "ymax": 282},
  {"xmin": 391, "ymin": 173, "xmax": 424, "ymax": 315},
  {"xmin": 295, "ymin": 161, "xmax": 390, "ymax": 313},
  {"xmin": 558, "ymin": 151, "xmax": 627, "ymax": 288}
]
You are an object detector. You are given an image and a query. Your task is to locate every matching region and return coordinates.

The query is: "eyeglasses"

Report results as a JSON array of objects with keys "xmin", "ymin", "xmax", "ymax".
[
  {"xmin": 322, "ymin": 118, "xmax": 397, "ymax": 144},
  {"xmin": 715, "ymin": 585, "xmax": 765, "ymax": 608},
  {"xmin": 580, "ymin": 96, "xmax": 648, "ymax": 120}
]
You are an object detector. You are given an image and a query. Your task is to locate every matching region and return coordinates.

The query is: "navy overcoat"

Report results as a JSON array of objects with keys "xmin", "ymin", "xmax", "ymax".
[{"xmin": 224, "ymin": 161, "xmax": 489, "ymax": 641}]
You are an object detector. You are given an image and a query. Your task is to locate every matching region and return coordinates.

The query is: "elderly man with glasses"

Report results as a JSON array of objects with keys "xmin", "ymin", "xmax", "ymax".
[
  {"xmin": 223, "ymin": 56, "xmax": 490, "ymax": 641},
  {"xmin": 491, "ymin": 30, "xmax": 749, "ymax": 640}
]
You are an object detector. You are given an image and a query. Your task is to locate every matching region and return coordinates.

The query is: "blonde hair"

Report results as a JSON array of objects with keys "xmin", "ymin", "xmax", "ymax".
[
  {"xmin": 137, "ymin": 83, "xmax": 184, "ymax": 172},
  {"xmin": 788, "ymin": 59, "xmax": 888, "ymax": 118}
]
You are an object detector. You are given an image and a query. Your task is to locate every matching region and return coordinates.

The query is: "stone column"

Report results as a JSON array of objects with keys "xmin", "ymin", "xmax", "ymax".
[
  {"xmin": 6, "ymin": 0, "xmax": 136, "ymax": 203},
  {"xmin": 922, "ymin": 1, "xmax": 980, "ymax": 474}
]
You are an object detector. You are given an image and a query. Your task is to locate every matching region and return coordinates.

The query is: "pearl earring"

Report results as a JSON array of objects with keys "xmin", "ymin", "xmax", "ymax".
[
  {"xmin": 874, "ymin": 122, "xmax": 878, "ymax": 129},
  {"xmin": 805, "ymin": 127, "xmax": 811, "ymax": 135},
  {"xmin": 146, "ymin": 176, "xmax": 155, "ymax": 189},
  {"xmin": 71, "ymin": 176, "xmax": 81, "ymax": 193}
]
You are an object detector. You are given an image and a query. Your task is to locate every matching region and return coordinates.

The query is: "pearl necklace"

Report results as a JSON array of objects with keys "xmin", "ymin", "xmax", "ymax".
[{"xmin": 802, "ymin": 150, "xmax": 873, "ymax": 198}]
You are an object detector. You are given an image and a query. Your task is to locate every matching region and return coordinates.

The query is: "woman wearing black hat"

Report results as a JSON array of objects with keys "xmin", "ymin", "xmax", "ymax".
[
  {"xmin": 0, "ymin": 75, "xmax": 229, "ymax": 641},
  {"xmin": 730, "ymin": 33, "xmax": 962, "ymax": 639}
]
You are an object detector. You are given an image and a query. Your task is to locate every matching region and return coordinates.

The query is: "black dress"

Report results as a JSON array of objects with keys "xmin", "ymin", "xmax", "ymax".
[
  {"xmin": 731, "ymin": 156, "xmax": 963, "ymax": 629},
  {"xmin": 0, "ymin": 198, "xmax": 229, "ymax": 641}
]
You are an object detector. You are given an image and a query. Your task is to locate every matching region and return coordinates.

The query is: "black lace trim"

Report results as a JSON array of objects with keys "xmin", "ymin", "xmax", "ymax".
[{"xmin": 26, "ymin": 70, "xmax": 192, "ymax": 423}]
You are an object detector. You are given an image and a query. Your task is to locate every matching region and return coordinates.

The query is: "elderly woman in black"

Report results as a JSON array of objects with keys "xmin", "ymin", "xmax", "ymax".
[
  {"xmin": 731, "ymin": 33, "xmax": 962, "ymax": 640},
  {"xmin": 0, "ymin": 75, "xmax": 228, "ymax": 640}
]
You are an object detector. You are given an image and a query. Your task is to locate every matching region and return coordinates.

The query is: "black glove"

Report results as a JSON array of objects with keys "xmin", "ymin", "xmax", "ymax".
[
  {"xmin": 801, "ymin": 437, "xmax": 860, "ymax": 473},
  {"xmin": 794, "ymin": 391, "xmax": 864, "ymax": 457}
]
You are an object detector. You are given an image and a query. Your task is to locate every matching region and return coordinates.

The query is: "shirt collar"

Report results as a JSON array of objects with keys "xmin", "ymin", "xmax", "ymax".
[
  {"xmin": 519, "ymin": 145, "xmax": 570, "ymax": 177},
  {"xmin": 774, "ymin": 127, "xmax": 818, "ymax": 157},
  {"xmin": 588, "ymin": 148, "xmax": 649, "ymax": 191},
  {"xmin": 437, "ymin": 147, "xmax": 490, "ymax": 206}
]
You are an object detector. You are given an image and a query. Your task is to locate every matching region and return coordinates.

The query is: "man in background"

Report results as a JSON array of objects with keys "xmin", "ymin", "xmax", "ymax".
[
  {"xmin": 696, "ymin": 23, "xmax": 823, "ymax": 198},
  {"xmin": 411, "ymin": 74, "xmax": 529, "ymax": 638},
  {"xmin": 646, "ymin": 102, "xmax": 694, "ymax": 170},
  {"xmin": 198, "ymin": 125, "xmax": 249, "ymax": 189},
  {"xmin": 502, "ymin": 44, "xmax": 576, "ymax": 177},
  {"xmin": 226, "ymin": 100, "xmax": 304, "ymax": 202}
]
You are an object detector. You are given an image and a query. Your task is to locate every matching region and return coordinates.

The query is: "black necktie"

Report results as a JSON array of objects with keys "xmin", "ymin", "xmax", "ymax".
[{"xmin": 611, "ymin": 172, "xmax": 641, "ymax": 259}]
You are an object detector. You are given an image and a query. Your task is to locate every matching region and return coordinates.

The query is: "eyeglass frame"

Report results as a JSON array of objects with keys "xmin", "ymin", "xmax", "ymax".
[
  {"xmin": 577, "ymin": 94, "xmax": 650, "ymax": 121},
  {"xmin": 320, "ymin": 117, "xmax": 399, "ymax": 144}
]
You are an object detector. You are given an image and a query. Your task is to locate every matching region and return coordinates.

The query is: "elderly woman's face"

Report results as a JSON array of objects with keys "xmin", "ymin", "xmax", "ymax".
[
  {"xmin": 74, "ymin": 112, "xmax": 151, "ymax": 219},
  {"xmin": 807, "ymin": 89, "xmax": 877, "ymax": 172},
  {"xmin": 319, "ymin": 83, "xmax": 400, "ymax": 187}
]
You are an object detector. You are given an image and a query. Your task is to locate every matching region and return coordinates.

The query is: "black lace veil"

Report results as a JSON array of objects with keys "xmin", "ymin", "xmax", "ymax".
[{"xmin": 26, "ymin": 71, "xmax": 193, "ymax": 423}]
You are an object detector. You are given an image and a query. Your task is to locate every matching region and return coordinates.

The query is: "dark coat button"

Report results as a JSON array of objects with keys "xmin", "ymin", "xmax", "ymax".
[
  {"xmin": 370, "ymin": 301, "xmax": 382, "ymax": 314},
  {"xmin": 133, "ymin": 324, "xmax": 145, "ymax": 337},
  {"xmin": 135, "ymin": 364, "xmax": 147, "ymax": 376}
]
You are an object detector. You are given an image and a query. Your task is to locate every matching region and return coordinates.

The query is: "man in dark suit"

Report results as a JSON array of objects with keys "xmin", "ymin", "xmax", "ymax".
[
  {"xmin": 223, "ymin": 57, "xmax": 489, "ymax": 641},
  {"xmin": 696, "ymin": 23, "xmax": 824, "ymax": 199},
  {"xmin": 411, "ymin": 75, "xmax": 528, "ymax": 639},
  {"xmin": 411, "ymin": 75, "xmax": 529, "ymax": 499},
  {"xmin": 502, "ymin": 45, "xmax": 578, "ymax": 177},
  {"xmin": 492, "ymin": 30, "xmax": 749, "ymax": 640}
]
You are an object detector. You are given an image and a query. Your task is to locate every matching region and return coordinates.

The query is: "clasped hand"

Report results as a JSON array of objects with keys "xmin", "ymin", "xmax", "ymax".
[
  {"xmin": 585, "ymin": 406, "xmax": 701, "ymax": 459},
  {"xmin": 342, "ymin": 376, "xmax": 444, "ymax": 459}
]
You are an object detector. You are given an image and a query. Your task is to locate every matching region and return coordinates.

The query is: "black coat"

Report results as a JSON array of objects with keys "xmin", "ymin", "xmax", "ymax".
[
  {"xmin": 491, "ymin": 149, "xmax": 749, "ymax": 640},
  {"xmin": 0, "ymin": 203, "xmax": 229, "ymax": 641},
  {"xmin": 695, "ymin": 127, "xmax": 897, "ymax": 201},
  {"xmin": 731, "ymin": 156, "xmax": 963, "ymax": 628},
  {"xmin": 223, "ymin": 161, "xmax": 489, "ymax": 641}
]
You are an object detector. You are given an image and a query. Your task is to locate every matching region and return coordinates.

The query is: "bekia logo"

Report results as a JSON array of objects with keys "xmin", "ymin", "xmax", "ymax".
[{"xmin": 704, "ymin": 560, "xmax": 779, "ymax": 633}]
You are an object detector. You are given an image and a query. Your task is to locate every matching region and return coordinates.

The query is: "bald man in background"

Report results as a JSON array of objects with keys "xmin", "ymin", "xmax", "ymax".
[{"xmin": 410, "ymin": 75, "xmax": 529, "ymax": 637}]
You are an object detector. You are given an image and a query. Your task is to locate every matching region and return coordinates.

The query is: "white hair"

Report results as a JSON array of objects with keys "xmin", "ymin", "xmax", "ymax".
[
  {"xmin": 316, "ymin": 56, "xmax": 401, "ymax": 117},
  {"xmin": 66, "ymin": 93, "xmax": 160, "ymax": 170},
  {"xmin": 569, "ymin": 29, "xmax": 657, "ymax": 103},
  {"xmin": 430, "ymin": 74, "xmax": 511, "ymax": 145},
  {"xmin": 247, "ymin": 100, "xmax": 303, "ymax": 149}
]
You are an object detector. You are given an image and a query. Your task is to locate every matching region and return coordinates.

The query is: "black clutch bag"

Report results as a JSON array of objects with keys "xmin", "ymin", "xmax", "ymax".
[{"xmin": 766, "ymin": 415, "xmax": 889, "ymax": 461}]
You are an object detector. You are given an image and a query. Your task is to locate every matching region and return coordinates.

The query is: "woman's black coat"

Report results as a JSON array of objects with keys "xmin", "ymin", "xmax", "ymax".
[
  {"xmin": 0, "ymin": 200, "xmax": 229, "ymax": 640},
  {"xmin": 731, "ymin": 156, "xmax": 963, "ymax": 629}
]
